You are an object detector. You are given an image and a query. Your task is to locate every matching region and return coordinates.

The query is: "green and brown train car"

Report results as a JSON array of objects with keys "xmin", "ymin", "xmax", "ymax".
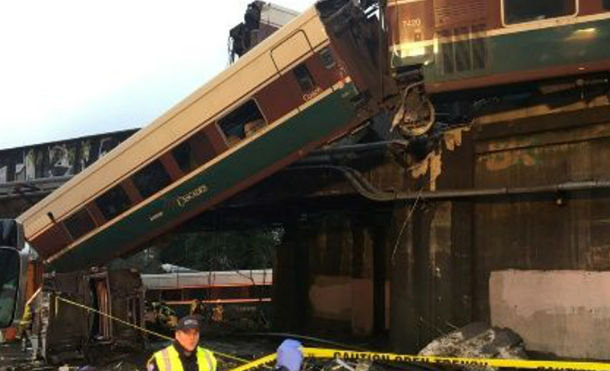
[
  {"xmin": 17, "ymin": 5, "xmax": 383, "ymax": 272},
  {"xmin": 386, "ymin": 0, "xmax": 610, "ymax": 93}
]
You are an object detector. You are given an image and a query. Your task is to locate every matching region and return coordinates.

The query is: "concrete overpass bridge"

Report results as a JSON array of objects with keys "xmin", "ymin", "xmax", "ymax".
[{"xmin": 0, "ymin": 129, "xmax": 136, "ymax": 217}]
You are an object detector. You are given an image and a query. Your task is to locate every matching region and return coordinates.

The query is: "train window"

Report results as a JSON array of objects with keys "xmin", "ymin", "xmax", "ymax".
[
  {"xmin": 64, "ymin": 208, "xmax": 96, "ymax": 241},
  {"xmin": 218, "ymin": 100, "xmax": 266, "ymax": 146},
  {"xmin": 439, "ymin": 30, "xmax": 454, "ymax": 75},
  {"xmin": 454, "ymin": 27, "xmax": 472, "ymax": 72},
  {"xmin": 604, "ymin": 0, "xmax": 610, "ymax": 10},
  {"xmin": 504, "ymin": 0, "xmax": 576, "ymax": 25},
  {"xmin": 95, "ymin": 185, "xmax": 131, "ymax": 221},
  {"xmin": 171, "ymin": 133, "xmax": 216, "ymax": 174},
  {"xmin": 471, "ymin": 24, "xmax": 487, "ymax": 70},
  {"xmin": 293, "ymin": 64, "xmax": 316, "ymax": 93},
  {"xmin": 132, "ymin": 159, "xmax": 172, "ymax": 199},
  {"xmin": 318, "ymin": 47, "xmax": 336, "ymax": 70},
  {"xmin": 171, "ymin": 141, "xmax": 198, "ymax": 174}
]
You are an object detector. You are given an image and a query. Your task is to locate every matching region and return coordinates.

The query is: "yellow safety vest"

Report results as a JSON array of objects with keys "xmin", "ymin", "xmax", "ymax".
[{"xmin": 150, "ymin": 344, "xmax": 216, "ymax": 371}]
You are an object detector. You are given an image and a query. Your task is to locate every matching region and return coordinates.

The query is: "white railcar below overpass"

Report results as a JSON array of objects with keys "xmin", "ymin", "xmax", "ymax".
[{"xmin": 141, "ymin": 269, "xmax": 272, "ymax": 305}]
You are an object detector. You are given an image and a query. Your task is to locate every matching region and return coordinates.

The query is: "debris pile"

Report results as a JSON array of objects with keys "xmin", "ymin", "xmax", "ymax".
[{"xmin": 418, "ymin": 322, "xmax": 527, "ymax": 371}]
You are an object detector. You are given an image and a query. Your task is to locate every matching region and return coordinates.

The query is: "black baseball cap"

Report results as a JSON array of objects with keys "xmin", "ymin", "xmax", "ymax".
[{"xmin": 176, "ymin": 315, "xmax": 201, "ymax": 331}]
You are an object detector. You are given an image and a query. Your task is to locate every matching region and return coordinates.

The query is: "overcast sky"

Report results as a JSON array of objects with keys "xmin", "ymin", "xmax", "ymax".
[{"xmin": 0, "ymin": 0, "xmax": 312, "ymax": 150}]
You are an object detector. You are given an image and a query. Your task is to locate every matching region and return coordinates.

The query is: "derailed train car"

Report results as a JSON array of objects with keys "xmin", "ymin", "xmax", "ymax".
[
  {"xmin": 16, "ymin": 4, "xmax": 391, "ymax": 272},
  {"xmin": 32, "ymin": 268, "xmax": 144, "ymax": 364},
  {"xmin": 315, "ymin": 0, "xmax": 609, "ymax": 139},
  {"xmin": 386, "ymin": 0, "xmax": 610, "ymax": 93},
  {"xmin": 384, "ymin": 0, "xmax": 610, "ymax": 135}
]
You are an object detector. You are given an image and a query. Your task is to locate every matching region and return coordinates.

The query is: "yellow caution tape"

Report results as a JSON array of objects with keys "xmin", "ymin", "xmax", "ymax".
[
  {"xmin": 228, "ymin": 347, "xmax": 610, "ymax": 371},
  {"xmin": 55, "ymin": 296, "xmax": 269, "ymax": 367},
  {"xmin": 25, "ymin": 287, "xmax": 42, "ymax": 306},
  {"xmin": 229, "ymin": 353, "xmax": 278, "ymax": 371},
  {"xmin": 303, "ymin": 348, "xmax": 610, "ymax": 371}
]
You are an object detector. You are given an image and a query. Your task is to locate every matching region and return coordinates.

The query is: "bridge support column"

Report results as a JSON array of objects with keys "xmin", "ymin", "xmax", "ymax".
[
  {"xmin": 272, "ymin": 218, "xmax": 310, "ymax": 332},
  {"xmin": 388, "ymin": 200, "xmax": 474, "ymax": 352},
  {"xmin": 272, "ymin": 207, "xmax": 391, "ymax": 338}
]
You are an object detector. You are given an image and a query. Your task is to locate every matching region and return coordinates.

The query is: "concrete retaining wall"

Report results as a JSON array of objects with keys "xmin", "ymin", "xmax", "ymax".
[{"xmin": 490, "ymin": 270, "xmax": 610, "ymax": 360}]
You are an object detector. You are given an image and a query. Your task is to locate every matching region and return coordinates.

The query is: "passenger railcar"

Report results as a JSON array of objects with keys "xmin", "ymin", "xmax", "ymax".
[
  {"xmin": 17, "ymin": 6, "xmax": 383, "ymax": 272},
  {"xmin": 386, "ymin": 0, "xmax": 610, "ymax": 93},
  {"xmin": 142, "ymin": 269, "xmax": 272, "ymax": 305}
]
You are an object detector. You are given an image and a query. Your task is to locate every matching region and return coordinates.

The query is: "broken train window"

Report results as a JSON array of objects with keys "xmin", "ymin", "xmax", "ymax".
[{"xmin": 218, "ymin": 100, "xmax": 266, "ymax": 146}]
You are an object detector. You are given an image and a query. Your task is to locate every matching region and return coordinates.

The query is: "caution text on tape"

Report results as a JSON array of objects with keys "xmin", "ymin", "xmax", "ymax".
[{"xmin": 228, "ymin": 347, "xmax": 610, "ymax": 371}]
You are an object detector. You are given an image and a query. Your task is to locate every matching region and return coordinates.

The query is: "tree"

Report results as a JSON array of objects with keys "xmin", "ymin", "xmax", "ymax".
[{"xmin": 158, "ymin": 227, "xmax": 282, "ymax": 272}]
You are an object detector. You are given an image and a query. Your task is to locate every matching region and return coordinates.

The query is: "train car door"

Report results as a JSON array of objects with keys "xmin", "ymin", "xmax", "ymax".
[
  {"xmin": 270, "ymin": 30, "xmax": 314, "ymax": 74},
  {"xmin": 89, "ymin": 273, "xmax": 112, "ymax": 341}
]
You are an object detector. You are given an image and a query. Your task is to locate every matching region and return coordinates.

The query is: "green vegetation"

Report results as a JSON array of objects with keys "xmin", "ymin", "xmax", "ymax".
[{"xmin": 112, "ymin": 227, "xmax": 282, "ymax": 273}]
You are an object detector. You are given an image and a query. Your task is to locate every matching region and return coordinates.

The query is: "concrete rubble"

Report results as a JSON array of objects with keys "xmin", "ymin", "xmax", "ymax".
[{"xmin": 418, "ymin": 322, "xmax": 527, "ymax": 371}]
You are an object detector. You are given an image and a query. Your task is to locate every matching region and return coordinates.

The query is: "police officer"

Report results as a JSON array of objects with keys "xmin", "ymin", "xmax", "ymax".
[{"xmin": 147, "ymin": 315, "xmax": 216, "ymax": 371}]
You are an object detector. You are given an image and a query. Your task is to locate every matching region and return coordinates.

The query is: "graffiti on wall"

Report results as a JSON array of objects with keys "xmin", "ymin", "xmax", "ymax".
[{"xmin": 0, "ymin": 130, "xmax": 136, "ymax": 184}]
